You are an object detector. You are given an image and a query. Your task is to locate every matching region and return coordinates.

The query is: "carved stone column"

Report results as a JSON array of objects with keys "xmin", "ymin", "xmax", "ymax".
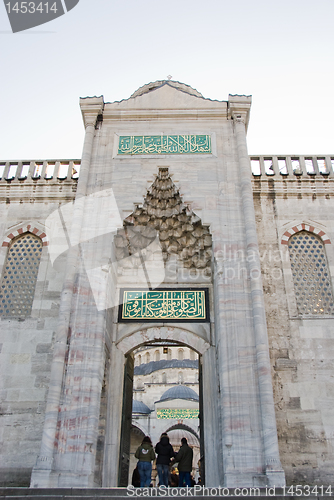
[
  {"xmin": 228, "ymin": 95, "xmax": 285, "ymax": 486},
  {"xmin": 30, "ymin": 97, "xmax": 104, "ymax": 488}
]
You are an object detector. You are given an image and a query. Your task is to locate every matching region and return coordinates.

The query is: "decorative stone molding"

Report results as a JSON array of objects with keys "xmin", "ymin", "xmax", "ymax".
[
  {"xmin": 79, "ymin": 96, "xmax": 104, "ymax": 129},
  {"xmin": 116, "ymin": 326, "xmax": 210, "ymax": 355},
  {"xmin": 281, "ymin": 223, "xmax": 331, "ymax": 245},
  {"xmin": 228, "ymin": 94, "xmax": 252, "ymax": 130},
  {"xmin": 2, "ymin": 224, "xmax": 49, "ymax": 247},
  {"xmin": 130, "ymin": 80, "xmax": 203, "ymax": 99}
]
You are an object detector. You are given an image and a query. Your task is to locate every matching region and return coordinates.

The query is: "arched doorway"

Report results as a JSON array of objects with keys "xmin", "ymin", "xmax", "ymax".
[
  {"xmin": 102, "ymin": 325, "xmax": 221, "ymax": 487},
  {"xmin": 165, "ymin": 426, "xmax": 201, "ymax": 483},
  {"xmin": 130, "ymin": 342, "xmax": 201, "ymax": 485}
]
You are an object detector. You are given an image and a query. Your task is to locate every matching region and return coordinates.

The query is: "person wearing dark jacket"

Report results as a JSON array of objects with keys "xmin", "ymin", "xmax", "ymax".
[
  {"xmin": 173, "ymin": 437, "xmax": 193, "ymax": 487},
  {"xmin": 135, "ymin": 436, "xmax": 156, "ymax": 487},
  {"xmin": 155, "ymin": 433, "xmax": 175, "ymax": 486}
]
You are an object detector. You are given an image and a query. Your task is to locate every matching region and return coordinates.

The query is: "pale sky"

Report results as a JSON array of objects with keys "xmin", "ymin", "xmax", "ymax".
[{"xmin": 1, "ymin": 0, "xmax": 333, "ymax": 160}]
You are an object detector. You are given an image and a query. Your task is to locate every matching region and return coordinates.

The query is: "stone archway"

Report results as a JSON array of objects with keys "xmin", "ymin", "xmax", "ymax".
[
  {"xmin": 102, "ymin": 324, "xmax": 221, "ymax": 487},
  {"xmin": 117, "ymin": 325, "xmax": 210, "ymax": 356},
  {"xmin": 165, "ymin": 423, "xmax": 200, "ymax": 442}
]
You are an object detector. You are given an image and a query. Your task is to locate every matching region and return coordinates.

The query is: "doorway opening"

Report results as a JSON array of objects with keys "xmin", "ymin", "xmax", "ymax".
[{"xmin": 126, "ymin": 341, "xmax": 202, "ymax": 486}]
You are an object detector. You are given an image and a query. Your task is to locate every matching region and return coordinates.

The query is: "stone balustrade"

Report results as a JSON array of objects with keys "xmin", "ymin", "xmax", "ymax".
[
  {"xmin": 250, "ymin": 155, "xmax": 334, "ymax": 177},
  {"xmin": 0, "ymin": 160, "xmax": 81, "ymax": 183},
  {"xmin": 1, "ymin": 156, "xmax": 334, "ymax": 181}
]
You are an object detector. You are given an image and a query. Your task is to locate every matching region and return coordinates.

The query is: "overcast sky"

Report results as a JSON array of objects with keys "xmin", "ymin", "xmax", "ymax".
[{"xmin": 1, "ymin": 0, "xmax": 333, "ymax": 160}]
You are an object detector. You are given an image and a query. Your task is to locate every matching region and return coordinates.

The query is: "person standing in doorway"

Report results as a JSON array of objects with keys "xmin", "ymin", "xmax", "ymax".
[
  {"xmin": 155, "ymin": 432, "xmax": 175, "ymax": 486},
  {"xmin": 135, "ymin": 436, "xmax": 156, "ymax": 487},
  {"xmin": 173, "ymin": 437, "xmax": 193, "ymax": 487}
]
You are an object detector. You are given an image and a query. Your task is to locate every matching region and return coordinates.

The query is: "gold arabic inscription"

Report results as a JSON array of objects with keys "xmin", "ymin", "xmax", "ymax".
[
  {"xmin": 121, "ymin": 290, "xmax": 207, "ymax": 321},
  {"xmin": 118, "ymin": 135, "xmax": 212, "ymax": 155},
  {"xmin": 157, "ymin": 409, "xmax": 199, "ymax": 419}
]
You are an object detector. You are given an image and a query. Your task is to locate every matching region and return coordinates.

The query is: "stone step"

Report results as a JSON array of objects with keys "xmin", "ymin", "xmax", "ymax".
[{"xmin": 0, "ymin": 488, "xmax": 327, "ymax": 499}]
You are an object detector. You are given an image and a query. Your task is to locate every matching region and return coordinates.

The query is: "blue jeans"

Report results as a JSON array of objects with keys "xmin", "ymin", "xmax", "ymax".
[
  {"xmin": 137, "ymin": 461, "xmax": 152, "ymax": 487},
  {"xmin": 157, "ymin": 463, "xmax": 169, "ymax": 487},
  {"xmin": 178, "ymin": 470, "xmax": 191, "ymax": 487}
]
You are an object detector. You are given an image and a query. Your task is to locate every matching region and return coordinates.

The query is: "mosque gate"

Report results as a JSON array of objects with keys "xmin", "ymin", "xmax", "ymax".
[{"xmin": 31, "ymin": 82, "xmax": 285, "ymax": 488}]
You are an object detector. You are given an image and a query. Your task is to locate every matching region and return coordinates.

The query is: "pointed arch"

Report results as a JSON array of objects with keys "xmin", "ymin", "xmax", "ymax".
[
  {"xmin": 164, "ymin": 423, "xmax": 200, "ymax": 442},
  {"xmin": 2, "ymin": 223, "xmax": 49, "ymax": 248},
  {"xmin": 281, "ymin": 223, "xmax": 331, "ymax": 246},
  {"xmin": 116, "ymin": 326, "xmax": 210, "ymax": 356}
]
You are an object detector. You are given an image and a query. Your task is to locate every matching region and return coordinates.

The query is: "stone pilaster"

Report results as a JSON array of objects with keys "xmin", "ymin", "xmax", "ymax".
[
  {"xmin": 30, "ymin": 97, "xmax": 104, "ymax": 488},
  {"xmin": 229, "ymin": 96, "xmax": 285, "ymax": 486}
]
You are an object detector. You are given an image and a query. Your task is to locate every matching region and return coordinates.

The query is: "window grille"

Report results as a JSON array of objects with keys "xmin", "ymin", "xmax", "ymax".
[
  {"xmin": 0, "ymin": 233, "xmax": 42, "ymax": 317},
  {"xmin": 288, "ymin": 231, "xmax": 334, "ymax": 315}
]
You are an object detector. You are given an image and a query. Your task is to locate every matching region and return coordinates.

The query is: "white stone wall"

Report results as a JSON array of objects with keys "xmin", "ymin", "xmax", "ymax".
[
  {"xmin": 0, "ymin": 175, "xmax": 76, "ymax": 485},
  {"xmin": 6, "ymin": 83, "xmax": 334, "ymax": 488},
  {"xmin": 253, "ymin": 173, "xmax": 334, "ymax": 485}
]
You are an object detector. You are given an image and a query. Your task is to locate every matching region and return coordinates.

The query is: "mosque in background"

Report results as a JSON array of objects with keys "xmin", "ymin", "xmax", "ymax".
[{"xmin": 0, "ymin": 80, "xmax": 334, "ymax": 490}]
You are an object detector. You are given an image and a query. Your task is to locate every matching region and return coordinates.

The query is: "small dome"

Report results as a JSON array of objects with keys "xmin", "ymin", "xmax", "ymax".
[
  {"xmin": 158, "ymin": 385, "xmax": 199, "ymax": 403},
  {"xmin": 132, "ymin": 400, "xmax": 151, "ymax": 414},
  {"xmin": 134, "ymin": 359, "xmax": 198, "ymax": 376}
]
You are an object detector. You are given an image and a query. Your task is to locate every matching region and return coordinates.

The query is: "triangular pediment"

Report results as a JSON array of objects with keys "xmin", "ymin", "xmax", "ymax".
[{"xmin": 106, "ymin": 81, "xmax": 227, "ymax": 111}]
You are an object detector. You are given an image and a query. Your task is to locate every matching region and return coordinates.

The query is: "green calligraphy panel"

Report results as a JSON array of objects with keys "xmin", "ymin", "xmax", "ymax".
[
  {"xmin": 157, "ymin": 409, "xmax": 199, "ymax": 419},
  {"xmin": 119, "ymin": 289, "xmax": 209, "ymax": 322},
  {"xmin": 118, "ymin": 135, "xmax": 212, "ymax": 155}
]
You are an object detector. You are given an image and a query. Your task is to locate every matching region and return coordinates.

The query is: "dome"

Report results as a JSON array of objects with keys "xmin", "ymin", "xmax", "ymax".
[
  {"xmin": 132, "ymin": 400, "xmax": 151, "ymax": 414},
  {"xmin": 158, "ymin": 385, "xmax": 199, "ymax": 403},
  {"xmin": 130, "ymin": 80, "xmax": 203, "ymax": 99},
  {"xmin": 134, "ymin": 359, "xmax": 198, "ymax": 376}
]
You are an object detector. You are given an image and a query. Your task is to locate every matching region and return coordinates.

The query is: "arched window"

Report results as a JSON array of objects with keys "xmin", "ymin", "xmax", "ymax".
[
  {"xmin": 0, "ymin": 233, "xmax": 42, "ymax": 317},
  {"xmin": 189, "ymin": 350, "xmax": 195, "ymax": 360},
  {"xmin": 146, "ymin": 352, "xmax": 151, "ymax": 364},
  {"xmin": 162, "ymin": 372, "xmax": 167, "ymax": 384},
  {"xmin": 288, "ymin": 231, "xmax": 334, "ymax": 315},
  {"xmin": 178, "ymin": 372, "xmax": 183, "ymax": 384},
  {"xmin": 138, "ymin": 354, "xmax": 142, "ymax": 365},
  {"xmin": 155, "ymin": 349, "xmax": 160, "ymax": 362},
  {"xmin": 178, "ymin": 348, "xmax": 184, "ymax": 361}
]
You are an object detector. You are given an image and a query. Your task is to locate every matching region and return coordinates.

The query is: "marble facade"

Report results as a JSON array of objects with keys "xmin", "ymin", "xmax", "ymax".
[{"xmin": 0, "ymin": 81, "xmax": 333, "ymax": 488}]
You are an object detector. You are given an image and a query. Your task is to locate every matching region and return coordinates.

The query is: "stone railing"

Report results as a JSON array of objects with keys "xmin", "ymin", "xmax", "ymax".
[
  {"xmin": 250, "ymin": 155, "xmax": 334, "ymax": 177},
  {"xmin": 1, "ymin": 156, "xmax": 334, "ymax": 181},
  {"xmin": 0, "ymin": 160, "xmax": 81, "ymax": 183}
]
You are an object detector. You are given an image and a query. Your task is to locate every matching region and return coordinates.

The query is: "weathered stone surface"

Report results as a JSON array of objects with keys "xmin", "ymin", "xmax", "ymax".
[
  {"xmin": 1, "ymin": 81, "xmax": 334, "ymax": 489},
  {"xmin": 253, "ymin": 173, "xmax": 334, "ymax": 486}
]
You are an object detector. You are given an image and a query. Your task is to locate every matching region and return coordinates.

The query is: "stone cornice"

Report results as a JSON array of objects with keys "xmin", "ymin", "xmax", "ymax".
[
  {"xmin": 252, "ymin": 176, "xmax": 334, "ymax": 197},
  {"xmin": 228, "ymin": 94, "xmax": 252, "ymax": 130},
  {"xmin": 79, "ymin": 96, "xmax": 104, "ymax": 128},
  {"xmin": 101, "ymin": 107, "xmax": 228, "ymax": 121}
]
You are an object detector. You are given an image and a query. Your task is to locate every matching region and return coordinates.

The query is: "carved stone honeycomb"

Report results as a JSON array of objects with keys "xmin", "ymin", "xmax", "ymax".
[
  {"xmin": 115, "ymin": 167, "xmax": 212, "ymax": 273},
  {"xmin": 288, "ymin": 231, "xmax": 334, "ymax": 315},
  {"xmin": 0, "ymin": 233, "xmax": 42, "ymax": 317}
]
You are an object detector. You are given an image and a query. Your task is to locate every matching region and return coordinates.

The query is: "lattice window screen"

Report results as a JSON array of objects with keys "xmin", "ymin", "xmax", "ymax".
[
  {"xmin": 288, "ymin": 231, "xmax": 334, "ymax": 315},
  {"xmin": 0, "ymin": 233, "xmax": 42, "ymax": 317}
]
